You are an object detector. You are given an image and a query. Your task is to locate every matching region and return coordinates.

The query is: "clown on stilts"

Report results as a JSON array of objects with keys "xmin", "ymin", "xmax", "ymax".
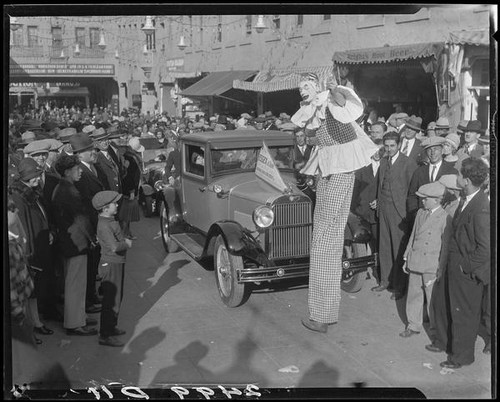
[{"xmin": 291, "ymin": 73, "xmax": 379, "ymax": 333}]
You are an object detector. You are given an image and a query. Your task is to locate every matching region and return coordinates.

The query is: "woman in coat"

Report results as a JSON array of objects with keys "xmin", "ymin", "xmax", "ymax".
[
  {"xmin": 8, "ymin": 158, "xmax": 53, "ymax": 343},
  {"xmin": 119, "ymin": 136, "xmax": 144, "ymax": 239},
  {"xmin": 52, "ymin": 154, "xmax": 97, "ymax": 336}
]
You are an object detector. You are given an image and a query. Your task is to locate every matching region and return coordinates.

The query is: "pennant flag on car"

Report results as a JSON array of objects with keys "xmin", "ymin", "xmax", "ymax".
[{"xmin": 255, "ymin": 142, "xmax": 289, "ymax": 192}]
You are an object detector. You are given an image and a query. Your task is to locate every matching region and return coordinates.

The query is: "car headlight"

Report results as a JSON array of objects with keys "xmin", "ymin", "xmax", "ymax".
[{"xmin": 252, "ymin": 205, "xmax": 274, "ymax": 228}]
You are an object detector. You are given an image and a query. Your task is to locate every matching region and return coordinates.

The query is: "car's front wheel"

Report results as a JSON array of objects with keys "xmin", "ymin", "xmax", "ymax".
[
  {"xmin": 214, "ymin": 235, "xmax": 246, "ymax": 307},
  {"xmin": 160, "ymin": 203, "xmax": 180, "ymax": 253},
  {"xmin": 341, "ymin": 242, "xmax": 370, "ymax": 293}
]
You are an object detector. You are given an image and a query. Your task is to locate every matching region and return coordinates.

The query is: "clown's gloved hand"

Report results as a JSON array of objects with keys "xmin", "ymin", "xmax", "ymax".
[{"xmin": 331, "ymin": 88, "xmax": 346, "ymax": 107}]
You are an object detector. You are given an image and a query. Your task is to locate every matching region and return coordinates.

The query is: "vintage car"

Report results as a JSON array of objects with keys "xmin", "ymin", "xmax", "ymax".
[
  {"xmin": 137, "ymin": 136, "xmax": 170, "ymax": 217},
  {"xmin": 156, "ymin": 130, "xmax": 377, "ymax": 307}
]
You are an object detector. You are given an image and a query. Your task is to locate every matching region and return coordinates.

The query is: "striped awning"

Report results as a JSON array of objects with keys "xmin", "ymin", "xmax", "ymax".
[
  {"xmin": 233, "ymin": 66, "xmax": 334, "ymax": 93},
  {"xmin": 179, "ymin": 70, "xmax": 257, "ymax": 97},
  {"xmin": 332, "ymin": 42, "xmax": 444, "ymax": 65},
  {"xmin": 449, "ymin": 30, "xmax": 489, "ymax": 46}
]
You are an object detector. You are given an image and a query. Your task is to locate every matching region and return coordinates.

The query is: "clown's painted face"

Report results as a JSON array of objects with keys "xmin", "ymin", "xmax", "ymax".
[{"xmin": 299, "ymin": 80, "xmax": 319, "ymax": 104}]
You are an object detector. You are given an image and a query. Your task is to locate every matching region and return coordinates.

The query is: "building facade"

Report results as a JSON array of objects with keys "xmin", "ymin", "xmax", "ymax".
[{"xmin": 9, "ymin": 6, "xmax": 494, "ymax": 130}]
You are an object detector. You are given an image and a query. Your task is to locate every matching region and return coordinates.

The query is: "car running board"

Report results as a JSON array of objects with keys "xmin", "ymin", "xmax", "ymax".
[{"xmin": 171, "ymin": 233, "xmax": 205, "ymax": 260}]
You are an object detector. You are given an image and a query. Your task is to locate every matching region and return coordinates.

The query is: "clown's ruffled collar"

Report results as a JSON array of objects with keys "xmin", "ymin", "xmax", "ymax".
[{"xmin": 291, "ymin": 90, "xmax": 330, "ymax": 131}]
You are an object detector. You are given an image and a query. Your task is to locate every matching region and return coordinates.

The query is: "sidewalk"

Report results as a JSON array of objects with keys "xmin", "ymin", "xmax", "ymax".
[{"xmin": 10, "ymin": 215, "xmax": 493, "ymax": 399}]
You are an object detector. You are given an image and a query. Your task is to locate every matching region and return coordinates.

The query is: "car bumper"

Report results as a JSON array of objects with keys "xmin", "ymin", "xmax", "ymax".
[{"xmin": 237, "ymin": 253, "xmax": 378, "ymax": 283}]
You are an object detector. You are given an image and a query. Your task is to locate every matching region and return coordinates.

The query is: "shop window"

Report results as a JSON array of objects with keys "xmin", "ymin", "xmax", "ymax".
[
  {"xmin": 89, "ymin": 27, "xmax": 100, "ymax": 48},
  {"xmin": 52, "ymin": 26, "xmax": 62, "ymax": 49},
  {"xmin": 246, "ymin": 15, "xmax": 252, "ymax": 35},
  {"xmin": 27, "ymin": 26, "xmax": 38, "ymax": 47},
  {"xmin": 273, "ymin": 15, "xmax": 280, "ymax": 29},
  {"xmin": 75, "ymin": 27, "xmax": 85, "ymax": 47},
  {"xmin": 11, "ymin": 27, "xmax": 23, "ymax": 46},
  {"xmin": 297, "ymin": 15, "xmax": 304, "ymax": 26},
  {"xmin": 217, "ymin": 18, "xmax": 222, "ymax": 42}
]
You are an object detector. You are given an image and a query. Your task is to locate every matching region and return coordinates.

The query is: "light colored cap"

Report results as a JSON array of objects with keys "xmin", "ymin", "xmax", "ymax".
[
  {"xmin": 416, "ymin": 181, "xmax": 446, "ymax": 198},
  {"xmin": 438, "ymin": 174, "xmax": 461, "ymax": 191},
  {"xmin": 23, "ymin": 140, "xmax": 51, "ymax": 155}
]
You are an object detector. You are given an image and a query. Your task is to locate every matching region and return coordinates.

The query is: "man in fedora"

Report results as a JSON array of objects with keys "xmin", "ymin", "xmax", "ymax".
[
  {"xmin": 435, "ymin": 117, "xmax": 451, "ymax": 137},
  {"xmin": 92, "ymin": 128, "xmax": 122, "ymax": 194},
  {"xmin": 407, "ymin": 136, "xmax": 458, "ymax": 224},
  {"xmin": 70, "ymin": 132, "xmax": 105, "ymax": 315},
  {"xmin": 399, "ymin": 116, "xmax": 425, "ymax": 166},
  {"xmin": 457, "ymin": 120, "xmax": 484, "ymax": 159}
]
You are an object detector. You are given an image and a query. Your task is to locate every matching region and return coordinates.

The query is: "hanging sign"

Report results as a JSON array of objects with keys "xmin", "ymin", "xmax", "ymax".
[{"xmin": 10, "ymin": 63, "xmax": 115, "ymax": 77}]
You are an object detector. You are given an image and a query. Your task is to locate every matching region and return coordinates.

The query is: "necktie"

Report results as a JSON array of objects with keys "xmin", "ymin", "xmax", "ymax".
[
  {"xmin": 90, "ymin": 164, "xmax": 98, "ymax": 176},
  {"xmin": 430, "ymin": 164, "xmax": 437, "ymax": 182},
  {"xmin": 464, "ymin": 144, "xmax": 470, "ymax": 155},
  {"xmin": 401, "ymin": 139, "xmax": 408, "ymax": 156}
]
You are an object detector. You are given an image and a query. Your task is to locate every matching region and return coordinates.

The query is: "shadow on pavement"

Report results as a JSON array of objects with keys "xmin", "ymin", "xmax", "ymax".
[
  {"xmin": 296, "ymin": 360, "xmax": 339, "ymax": 388},
  {"xmin": 126, "ymin": 259, "xmax": 190, "ymax": 322}
]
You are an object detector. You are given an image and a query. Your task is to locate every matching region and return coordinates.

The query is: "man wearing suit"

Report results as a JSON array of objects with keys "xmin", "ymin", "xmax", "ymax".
[
  {"xmin": 293, "ymin": 129, "xmax": 313, "ymax": 170},
  {"xmin": 372, "ymin": 131, "xmax": 418, "ymax": 298},
  {"xmin": 407, "ymin": 136, "xmax": 458, "ymax": 224},
  {"xmin": 70, "ymin": 132, "xmax": 105, "ymax": 315},
  {"xmin": 456, "ymin": 120, "xmax": 485, "ymax": 160},
  {"xmin": 351, "ymin": 143, "xmax": 384, "ymax": 255},
  {"xmin": 92, "ymin": 128, "xmax": 122, "ymax": 193},
  {"xmin": 399, "ymin": 116, "xmax": 425, "ymax": 166},
  {"xmin": 437, "ymin": 158, "xmax": 490, "ymax": 369}
]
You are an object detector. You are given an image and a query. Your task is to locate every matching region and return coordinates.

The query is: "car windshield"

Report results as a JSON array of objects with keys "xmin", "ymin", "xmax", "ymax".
[{"xmin": 211, "ymin": 145, "xmax": 294, "ymax": 174}]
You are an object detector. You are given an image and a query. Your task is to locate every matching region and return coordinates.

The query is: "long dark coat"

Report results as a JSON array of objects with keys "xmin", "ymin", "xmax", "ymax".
[
  {"xmin": 9, "ymin": 180, "xmax": 51, "ymax": 270},
  {"xmin": 51, "ymin": 178, "xmax": 93, "ymax": 258}
]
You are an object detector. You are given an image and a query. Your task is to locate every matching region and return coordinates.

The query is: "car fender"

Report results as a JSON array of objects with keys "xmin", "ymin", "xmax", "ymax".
[
  {"xmin": 204, "ymin": 221, "xmax": 269, "ymax": 265},
  {"xmin": 345, "ymin": 212, "xmax": 372, "ymax": 243},
  {"xmin": 140, "ymin": 183, "xmax": 155, "ymax": 197}
]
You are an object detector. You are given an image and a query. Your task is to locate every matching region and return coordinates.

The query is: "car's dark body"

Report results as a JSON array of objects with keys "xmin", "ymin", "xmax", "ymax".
[{"xmin": 155, "ymin": 130, "xmax": 377, "ymax": 306}]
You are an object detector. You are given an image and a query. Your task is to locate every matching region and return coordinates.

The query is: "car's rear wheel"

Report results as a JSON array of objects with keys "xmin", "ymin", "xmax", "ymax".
[
  {"xmin": 160, "ymin": 203, "xmax": 180, "ymax": 253},
  {"xmin": 341, "ymin": 242, "xmax": 370, "ymax": 293},
  {"xmin": 214, "ymin": 235, "xmax": 246, "ymax": 307}
]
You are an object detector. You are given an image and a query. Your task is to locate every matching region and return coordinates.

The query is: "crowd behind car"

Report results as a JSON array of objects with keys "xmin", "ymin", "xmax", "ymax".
[{"xmin": 7, "ymin": 99, "xmax": 491, "ymax": 366}]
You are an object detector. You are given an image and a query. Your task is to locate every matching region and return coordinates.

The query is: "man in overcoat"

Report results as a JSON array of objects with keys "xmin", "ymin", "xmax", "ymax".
[
  {"xmin": 71, "ymin": 132, "xmax": 105, "ymax": 314},
  {"xmin": 438, "ymin": 158, "xmax": 490, "ymax": 369}
]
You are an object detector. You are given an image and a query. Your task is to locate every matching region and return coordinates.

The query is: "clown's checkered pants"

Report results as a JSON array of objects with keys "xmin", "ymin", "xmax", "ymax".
[{"xmin": 308, "ymin": 172, "xmax": 354, "ymax": 324}]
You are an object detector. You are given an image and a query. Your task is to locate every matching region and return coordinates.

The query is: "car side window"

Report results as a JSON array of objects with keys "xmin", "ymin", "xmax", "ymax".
[{"xmin": 186, "ymin": 144, "xmax": 205, "ymax": 177}]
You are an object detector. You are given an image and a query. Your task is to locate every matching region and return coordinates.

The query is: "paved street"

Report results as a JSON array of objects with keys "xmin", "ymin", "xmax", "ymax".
[{"xmin": 16, "ymin": 212, "xmax": 492, "ymax": 399}]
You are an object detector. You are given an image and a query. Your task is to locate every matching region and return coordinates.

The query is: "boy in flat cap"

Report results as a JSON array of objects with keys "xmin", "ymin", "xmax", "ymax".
[
  {"xmin": 92, "ymin": 190, "xmax": 132, "ymax": 347},
  {"xmin": 400, "ymin": 182, "xmax": 452, "ymax": 340}
]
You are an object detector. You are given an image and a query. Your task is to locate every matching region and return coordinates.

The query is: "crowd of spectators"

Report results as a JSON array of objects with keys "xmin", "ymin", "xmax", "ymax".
[{"xmin": 7, "ymin": 99, "xmax": 491, "ymax": 367}]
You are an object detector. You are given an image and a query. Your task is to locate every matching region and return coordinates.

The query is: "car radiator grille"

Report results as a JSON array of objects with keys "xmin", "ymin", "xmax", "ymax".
[{"xmin": 267, "ymin": 199, "xmax": 312, "ymax": 259}]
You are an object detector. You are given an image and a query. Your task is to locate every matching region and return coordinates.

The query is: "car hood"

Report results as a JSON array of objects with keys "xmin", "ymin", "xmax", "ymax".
[{"xmin": 214, "ymin": 172, "xmax": 304, "ymax": 204}]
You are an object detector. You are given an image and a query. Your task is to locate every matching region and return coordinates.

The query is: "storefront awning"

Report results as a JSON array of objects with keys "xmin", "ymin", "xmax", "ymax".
[
  {"xmin": 9, "ymin": 86, "xmax": 37, "ymax": 94},
  {"xmin": 448, "ymin": 29, "xmax": 489, "ymax": 46},
  {"xmin": 162, "ymin": 71, "xmax": 202, "ymax": 84},
  {"xmin": 179, "ymin": 70, "xmax": 257, "ymax": 97},
  {"xmin": 233, "ymin": 66, "xmax": 334, "ymax": 93},
  {"xmin": 332, "ymin": 42, "xmax": 444, "ymax": 65},
  {"xmin": 36, "ymin": 87, "xmax": 90, "ymax": 97}
]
